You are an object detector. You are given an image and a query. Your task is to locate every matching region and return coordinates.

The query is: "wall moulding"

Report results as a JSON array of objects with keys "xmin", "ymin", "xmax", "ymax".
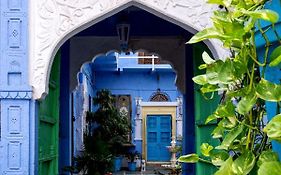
[
  {"xmin": 0, "ymin": 90, "xmax": 32, "ymax": 99},
  {"xmin": 29, "ymin": 0, "xmax": 229, "ymax": 99}
]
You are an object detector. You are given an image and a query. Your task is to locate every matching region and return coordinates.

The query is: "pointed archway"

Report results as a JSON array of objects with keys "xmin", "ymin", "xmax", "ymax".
[{"xmin": 29, "ymin": 0, "xmax": 228, "ymax": 99}]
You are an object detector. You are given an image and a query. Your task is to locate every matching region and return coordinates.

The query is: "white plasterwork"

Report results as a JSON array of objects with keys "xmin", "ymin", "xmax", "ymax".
[{"xmin": 29, "ymin": 0, "xmax": 229, "ymax": 99}]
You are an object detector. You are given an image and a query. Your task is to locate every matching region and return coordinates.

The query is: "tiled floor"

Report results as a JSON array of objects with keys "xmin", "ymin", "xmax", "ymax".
[{"xmin": 113, "ymin": 164, "xmax": 171, "ymax": 175}]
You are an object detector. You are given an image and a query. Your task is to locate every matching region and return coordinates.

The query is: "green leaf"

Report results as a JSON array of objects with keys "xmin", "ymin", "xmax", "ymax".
[
  {"xmin": 213, "ymin": 18, "xmax": 245, "ymax": 40},
  {"xmin": 198, "ymin": 64, "xmax": 207, "ymax": 69},
  {"xmin": 223, "ymin": 0, "xmax": 232, "ymax": 7},
  {"xmin": 212, "ymin": 124, "xmax": 224, "ymax": 139},
  {"xmin": 214, "ymin": 101, "xmax": 236, "ymax": 118},
  {"xmin": 232, "ymin": 150, "xmax": 255, "ymax": 175},
  {"xmin": 206, "ymin": 60, "xmax": 224, "ymax": 84},
  {"xmin": 192, "ymin": 75, "xmax": 208, "ymax": 85},
  {"xmin": 207, "ymin": 0, "xmax": 224, "ymax": 5},
  {"xmin": 264, "ymin": 114, "xmax": 281, "ymax": 142},
  {"xmin": 215, "ymin": 157, "xmax": 235, "ymax": 175},
  {"xmin": 202, "ymin": 51, "xmax": 215, "ymax": 64},
  {"xmin": 218, "ymin": 59, "xmax": 235, "ymax": 84},
  {"xmin": 187, "ymin": 28, "xmax": 224, "ymax": 44},
  {"xmin": 178, "ymin": 154, "xmax": 199, "ymax": 163},
  {"xmin": 221, "ymin": 116, "xmax": 237, "ymax": 129},
  {"xmin": 201, "ymin": 84, "xmax": 223, "ymax": 94},
  {"xmin": 270, "ymin": 54, "xmax": 281, "ymax": 67},
  {"xmin": 258, "ymin": 161, "xmax": 281, "ymax": 175},
  {"xmin": 206, "ymin": 59, "xmax": 237, "ymax": 85},
  {"xmin": 216, "ymin": 124, "xmax": 245, "ymax": 150},
  {"xmin": 257, "ymin": 150, "xmax": 279, "ymax": 167},
  {"xmin": 205, "ymin": 114, "xmax": 217, "ymax": 124},
  {"xmin": 207, "ymin": 0, "xmax": 232, "ymax": 7},
  {"xmin": 213, "ymin": 10, "xmax": 230, "ymax": 23},
  {"xmin": 269, "ymin": 46, "xmax": 281, "ymax": 67},
  {"xmin": 236, "ymin": 91, "xmax": 257, "ymax": 115},
  {"xmin": 233, "ymin": 57, "xmax": 248, "ymax": 79},
  {"xmin": 200, "ymin": 143, "xmax": 214, "ymax": 157},
  {"xmin": 256, "ymin": 78, "xmax": 281, "ymax": 102},
  {"xmin": 243, "ymin": 9, "xmax": 279, "ymax": 23},
  {"xmin": 210, "ymin": 149, "xmax": 230, "ymax": 166}
]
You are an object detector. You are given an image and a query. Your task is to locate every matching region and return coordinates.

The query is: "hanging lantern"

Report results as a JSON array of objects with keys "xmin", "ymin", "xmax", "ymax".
[{"xmin": 116, "ymin": 23, "xmax": 130, "ymax": 51}]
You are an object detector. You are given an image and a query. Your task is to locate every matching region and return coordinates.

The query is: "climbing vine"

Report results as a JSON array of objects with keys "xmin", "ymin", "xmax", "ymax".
[{"xmin": 179, "ymin": 0, "xmax": 281, "ymax": 174}]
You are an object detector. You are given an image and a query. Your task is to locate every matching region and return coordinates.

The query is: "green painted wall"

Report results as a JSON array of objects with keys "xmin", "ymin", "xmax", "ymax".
[
  {"xmin": 193, "ymin": 43, "xmax": 220, "ymax": 175},
  {"xmin": 38, "ymin": 52, "xmax": 60, "ymax": 175}
]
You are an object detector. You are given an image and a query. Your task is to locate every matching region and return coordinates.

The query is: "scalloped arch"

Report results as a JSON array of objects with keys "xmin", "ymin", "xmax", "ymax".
[{"xmin": 29, "ymin": 0, "xmax": 228, "ymax": 99}]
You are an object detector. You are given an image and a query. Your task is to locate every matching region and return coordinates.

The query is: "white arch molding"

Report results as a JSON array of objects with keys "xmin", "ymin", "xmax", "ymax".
[{"xmin": 29, "ymin": 0, "xmax": 229, "ymax": 99}]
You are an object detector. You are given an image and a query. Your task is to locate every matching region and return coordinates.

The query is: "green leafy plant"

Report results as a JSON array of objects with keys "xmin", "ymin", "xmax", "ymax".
[
  {"xmin": 179, "ymin": 0, "xmax": 281, "ymax": 174},
  {"xmin": 66, "ymin": 89, "xmax": 131, "ymax": 175}
]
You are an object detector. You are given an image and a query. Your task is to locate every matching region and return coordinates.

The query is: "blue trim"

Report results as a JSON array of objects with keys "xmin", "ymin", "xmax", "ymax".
[
  {"xmin": 182, "ymin": 44, "xmax": 195, "ymax": 175},
  {"xmin": 31, "ymin": 100, "xmax": 39, "ymax": 175},
  {"xmin": 59, "ymin": 41, "xmax": 72, "ymax": 174}
]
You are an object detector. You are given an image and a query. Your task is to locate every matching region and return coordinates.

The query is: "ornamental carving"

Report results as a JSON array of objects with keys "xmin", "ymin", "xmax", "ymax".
[
  {"xmin": 0, "ymin": 91, "xmax": 32, "ymax": 99},
  {"xmin": 149, "ymin": 90, "xmax": 170, "ymax": 102},
  {"xmin": 30, "ymin": 0, "xmax": 229, "ymax": 99}
]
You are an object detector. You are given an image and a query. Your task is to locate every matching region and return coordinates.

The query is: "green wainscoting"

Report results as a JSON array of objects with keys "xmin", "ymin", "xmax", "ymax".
[{"xmin": 193, "ymin": 43, "xmax": 220, "ymax": 175}]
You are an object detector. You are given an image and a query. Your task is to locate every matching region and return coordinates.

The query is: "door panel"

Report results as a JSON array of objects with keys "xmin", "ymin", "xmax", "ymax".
[
  {"xmin": 147, "ymin": 115, "xmax": 171, "ymax": 162},
  {"xmin": 38, "ymin": 52, "xmax": 60, "ymax": 175}
]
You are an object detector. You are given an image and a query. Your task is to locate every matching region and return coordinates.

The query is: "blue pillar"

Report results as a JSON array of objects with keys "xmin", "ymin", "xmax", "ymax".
[
  {"xmin": 59, "ymin": 41, "xmax": 72, "ymax": 174},
  {"xmin": 255, "ymin": 0, "xmax": 281, "ymax": 157},
  {"xmin": 0, "ymin": 0, "xmax": 34, "ymax": 174},
  {"xmin": 182, "ymin": 44, "xmax": 195, "ymax": 175}
]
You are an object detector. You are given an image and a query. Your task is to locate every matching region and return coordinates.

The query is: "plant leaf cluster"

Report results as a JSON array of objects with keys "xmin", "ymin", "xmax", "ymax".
[
  {"xmin": 179, "ymin": 0, "xmax": 281, "ymax": 174},
  {"xmin": 66, "ymin": 89, "xmax": 131, "ymax": 175}
]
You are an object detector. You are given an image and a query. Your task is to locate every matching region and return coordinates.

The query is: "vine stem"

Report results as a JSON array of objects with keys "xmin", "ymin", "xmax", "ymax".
[
  {"xmin": 234, "ymin": 117, "xmax": 258, "ymax": 130},
  {"xmin": 247, "ymin": 64, "xmax": 256, "ymax": 93},
  {"xmin": 246, "ymin": 110, "xmax": 254, "ymax": 150},
  {"xmin": 198, "ymin": 158, "xmax": 213, "ymax": 165},
  {"xmin": 257, "ymin": 21, "xmax": 271, "ymax": 78}
]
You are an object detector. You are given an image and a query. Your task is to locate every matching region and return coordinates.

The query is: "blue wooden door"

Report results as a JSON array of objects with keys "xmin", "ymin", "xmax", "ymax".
[{"xmin": 147, "ymin": 115, "xmax": 171, "ymax": 162}]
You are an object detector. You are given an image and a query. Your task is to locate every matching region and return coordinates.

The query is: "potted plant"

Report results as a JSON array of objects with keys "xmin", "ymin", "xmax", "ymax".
[
  {"xmin": 126, "ymin": 151, "xmax": 139, "ymax": 171},
  {"xmin": 65, "ymin": 90, "xmax": 130, "ymax": 175},
  {"xmin": 112, "ymin": 139, "xmax": 126, "ymax": 172}
]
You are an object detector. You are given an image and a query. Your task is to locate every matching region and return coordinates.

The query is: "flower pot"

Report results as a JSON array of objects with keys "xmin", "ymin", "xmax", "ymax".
[
  {"xmin": 113, "ymin": 156, "xmax": 123, "ymax": 172},
  {"xmin": 128, "ymin": 162, "xmax": 136, "ymax": 171}
]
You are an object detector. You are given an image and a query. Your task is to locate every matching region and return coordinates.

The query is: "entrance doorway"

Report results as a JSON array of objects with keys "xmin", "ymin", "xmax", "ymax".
[
  {"xmin": 147, "ymin": 115, "xmax": 171, "ymax": 162},
  {"xmin": 35, "ymin": 4, "xmax": 218, "ymax": 175}
]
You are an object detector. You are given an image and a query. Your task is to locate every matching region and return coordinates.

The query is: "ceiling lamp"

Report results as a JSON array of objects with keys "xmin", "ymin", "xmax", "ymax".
[{"xmin": 116, "ymin": 23, "xmax": 130, "ymax": 51}]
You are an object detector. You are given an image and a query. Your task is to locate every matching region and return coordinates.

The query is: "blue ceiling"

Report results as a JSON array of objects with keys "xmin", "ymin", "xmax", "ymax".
[{"xmin": 75, "ymin": 6, "xmax": 192, "ymax": 40}]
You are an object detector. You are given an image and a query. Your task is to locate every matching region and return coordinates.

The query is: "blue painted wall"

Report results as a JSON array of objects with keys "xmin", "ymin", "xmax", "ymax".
[
  {"xmin": 256, "ymin": 0, "xmax": 281, "ymax": 157},
  {"xmin": 0, "ymin": 0, "xmax": 34, "ymax": 174}
]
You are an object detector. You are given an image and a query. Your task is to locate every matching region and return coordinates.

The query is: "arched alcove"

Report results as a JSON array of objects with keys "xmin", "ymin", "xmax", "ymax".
[{"xmin": 29, "ymin": 0, "xmax": 228, "ymax": 99}]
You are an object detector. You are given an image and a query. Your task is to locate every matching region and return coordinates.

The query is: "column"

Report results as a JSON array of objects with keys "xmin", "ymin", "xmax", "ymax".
[{"xmin": 0, "ymin": 0, "xmax": 33, "ymax": 174}]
